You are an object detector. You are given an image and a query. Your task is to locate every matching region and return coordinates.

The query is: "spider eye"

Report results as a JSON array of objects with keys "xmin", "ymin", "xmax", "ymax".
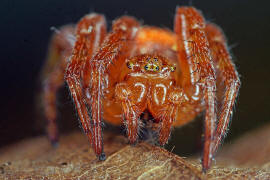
[
  {"xmin": 155, "ymin": 66, "xmax": 159, "ymax": 71},
  {"xmin": 144, "ymin": 65, "xmax": 149, "ymax": 70},
  {"xmin": 127, "ymin": 62, "xmax": 133, "ymax": 69},
  {"xmin": 170, "ymin": 66, "xmax": 176, "ymax": 72},
  {"xmin": 154, "ymin": 58, "xmax": 158, "ymax": 62}
]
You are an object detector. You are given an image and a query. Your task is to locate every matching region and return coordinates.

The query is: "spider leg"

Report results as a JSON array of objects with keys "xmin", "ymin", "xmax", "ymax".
[
  {"xmin": 149, "ymin": 88, "xmax": 184, "ymax": 145},
  {"xmin": 174, "ymin": 7, "xmax": 217, "ymax": 172},
  {"xmin": 42, "ymin": 26, "xmax": 75, "ymax": 145},
  {"xmin": 205, "ymin": 23, "xmax": 240, "ymax": 153},
  {"xmin": 115, "ymin": 83, "xmax": 146, "ymax": 143},
  {"xmin": 80, "ymin": 16, "xmax": 139, "ymax": 157},
  {"xmin": 65, "ymin": 14, "xmax": 107, "ymax": 159}
]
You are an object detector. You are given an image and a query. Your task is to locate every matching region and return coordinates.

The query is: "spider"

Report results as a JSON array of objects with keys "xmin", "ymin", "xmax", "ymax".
[{"xmin": 42, "ymin": 7, "xmax": 240, "ymax": 172}]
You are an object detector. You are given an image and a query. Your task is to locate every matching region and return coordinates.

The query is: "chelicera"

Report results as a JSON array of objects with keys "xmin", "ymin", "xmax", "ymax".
[{"xmin": 42, "ymin": 7, "xmax": 240, "ymax": 171}]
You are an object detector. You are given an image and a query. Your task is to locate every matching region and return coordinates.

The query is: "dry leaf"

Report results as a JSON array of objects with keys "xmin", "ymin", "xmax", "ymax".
[{"xmin": 0, "ymin": 126, "xmax": 270, "ymax": 179}]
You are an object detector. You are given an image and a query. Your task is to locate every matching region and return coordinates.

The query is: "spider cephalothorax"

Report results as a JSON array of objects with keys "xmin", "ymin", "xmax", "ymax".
[{"xmin": 42, "ymin": 7, "xmax": 240, "ymax": 171}]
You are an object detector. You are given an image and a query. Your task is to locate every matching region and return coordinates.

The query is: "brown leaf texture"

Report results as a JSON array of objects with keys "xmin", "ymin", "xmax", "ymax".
[{"xmin": 1, "ymin": 125, "xmax": 270, "ymax": 180}]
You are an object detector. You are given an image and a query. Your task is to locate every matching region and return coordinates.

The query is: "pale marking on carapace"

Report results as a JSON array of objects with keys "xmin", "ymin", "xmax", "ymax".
[
  {"xmin": 154, "ymin": 83, "xmax": 167, "ymax": 105},
  {"xmin": 191, "ymin": 84, "xmax": 200, "ymax": 101},
  {"xmin": 129, "ymin": 72, "xmax": 171, "ymax": 78},
  {"xmin": 134, "ymin": 82, "xmax": 146, "ymax": 103}
]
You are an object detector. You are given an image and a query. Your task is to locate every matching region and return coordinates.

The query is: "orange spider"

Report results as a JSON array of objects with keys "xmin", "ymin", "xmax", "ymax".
[{"xmin": 42, "ymin": 7, "xmax": 240, "ymax": 171}]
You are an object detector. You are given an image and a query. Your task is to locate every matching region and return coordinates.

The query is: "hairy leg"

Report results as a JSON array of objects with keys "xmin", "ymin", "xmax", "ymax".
[
  {"xmin": 205, "ymin": 23, "xmax": 240, "ymax": 153},
  {"xmin": 67, "ymin": 16, "xmax": 139, "ymax": 159},
  {"xmin": 42, "ymin": 26, "xmax": 75, "ymax": 145},
  {"xmin": 82, "ymin": 16, "xmax": 140, "ymax": 151},
  {"xmin": 149, "ymin": 87, "xmax": 184, "ymax": 145},
  {"xmin": 115, "ymin": 83, "xmax": 146, "ymax": 143},
  {"xmin": 65, "ymin": 14, "xmax": 107, "ymax": 159},
  {"xmin": 174, "ymin": 7, "xmax": 217, "ymax": 171}
]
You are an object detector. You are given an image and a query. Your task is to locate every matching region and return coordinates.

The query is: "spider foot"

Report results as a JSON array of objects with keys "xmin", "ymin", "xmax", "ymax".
[
  {"xmin": 202, "ymin": 164, "xmax": 210, "ymax": 174},
  {"xmin": 130, "ymin": 140, "xmax": 138, "ymax": 146},
  {"xmin": 47, "ymin": 121, "xmax": 59, "ymax": 148},
  {"xmin": 156, "ymin": 140, "xmax": 166, "ymax": 148},
  {"xmin": 98, "ymin": 152, "xmax": 106, "ymax": 161},
  {"xmin": 50, "ymin": 138, "xmax": 59, "ymax": 148}
]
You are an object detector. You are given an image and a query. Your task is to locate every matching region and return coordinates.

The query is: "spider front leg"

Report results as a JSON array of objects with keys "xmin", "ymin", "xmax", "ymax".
[
  {"xmin": 205, "ymin": 23, "xmax": 240, "ymax": 153},
  {"xmin": 65, "ymin": 14, "xmax": 107, "ymax": 159},
  {"xmin": 115, "ymin": 83, "xmax": 147, "ymax": 143},
  {"xmin": 174, "ymin": 7, "xmax": 217, "ymax": 171},
  {"xmin": 77, "ymin": 16, "xmax": 139, "ymax": 158},
  {"xmin": 149, "ymin": 87, "xmax": 184, "ymax": 145}
]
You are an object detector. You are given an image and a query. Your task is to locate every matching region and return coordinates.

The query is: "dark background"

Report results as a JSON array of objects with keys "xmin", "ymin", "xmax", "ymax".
[{"xmin": 1, "ymin": 0, "xmax": 270, "ymax": 156}]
